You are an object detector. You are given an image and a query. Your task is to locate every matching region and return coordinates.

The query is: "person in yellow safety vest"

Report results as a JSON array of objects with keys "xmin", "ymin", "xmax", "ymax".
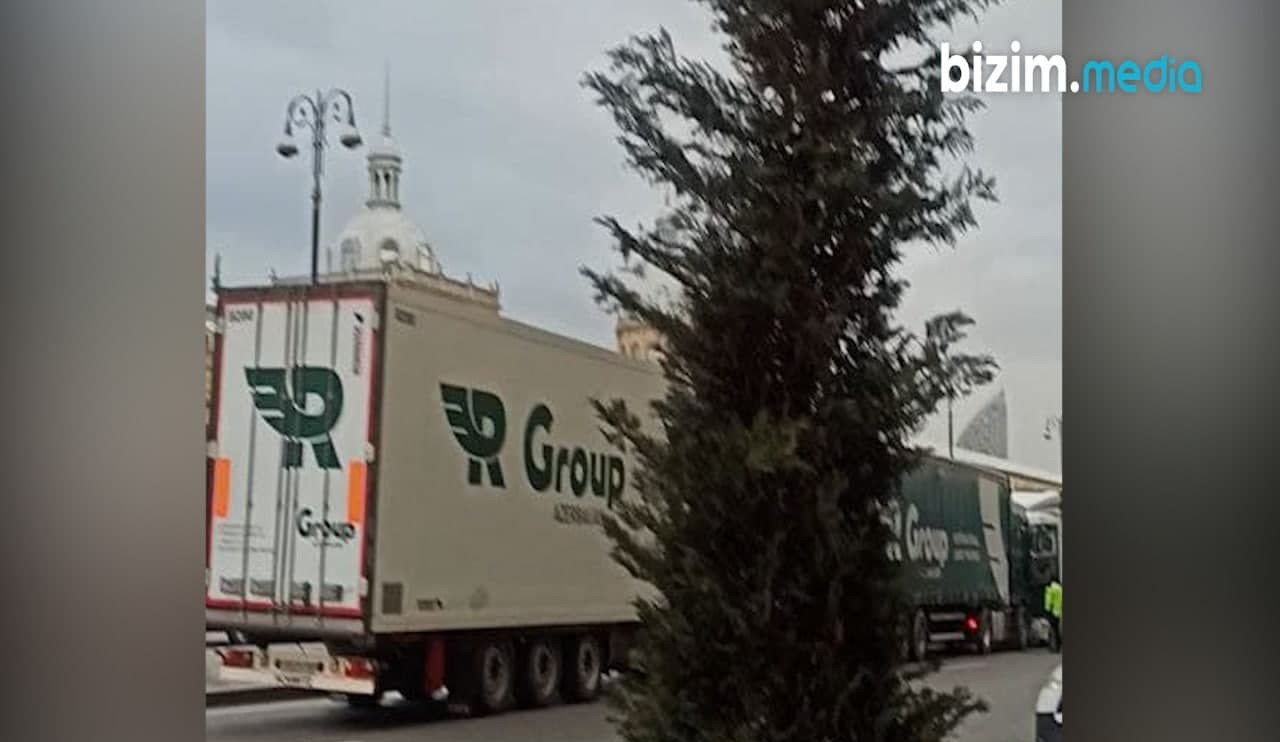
[{"xmin": 1044, "ymin": 579, "xmax": 1063, "ymax": 653}]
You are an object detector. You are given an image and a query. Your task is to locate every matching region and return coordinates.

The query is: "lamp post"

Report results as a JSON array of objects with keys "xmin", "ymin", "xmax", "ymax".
[
  {"xmin": 276, "ymin": 89, "xmax": 363, "ymax": 286},
  {"xmin": 1043, "ymin": 414, "xmax": 1063, "ymax": 585},
  {"xmin": 1043, "ymin": 415, "xmax": 1062, "ymax": 463}
]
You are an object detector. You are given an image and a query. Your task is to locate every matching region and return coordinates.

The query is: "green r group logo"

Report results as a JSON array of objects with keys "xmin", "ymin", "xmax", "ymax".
[
  {"xmin": 246, "ymin": 366, "xmax": 344, "ymax": 469},
  {"xmin": 440, "ymin": 383, "xmax": 627, "ymax": 508},
  {"xmin": 440, "ymin": 384, "xmax": 507, "ymax": 486},
  {"xmin": 882, "ymin": 499, "xmax": 952, "ymax": 569}
]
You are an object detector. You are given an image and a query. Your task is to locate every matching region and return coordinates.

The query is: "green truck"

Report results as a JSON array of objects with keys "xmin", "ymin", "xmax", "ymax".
[{"xmin": 889, "ymin": 456, "xmax": 1037, "ymax": 660}]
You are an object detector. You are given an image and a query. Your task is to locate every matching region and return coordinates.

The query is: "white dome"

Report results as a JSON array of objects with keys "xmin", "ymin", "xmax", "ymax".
[
  {"xmin": 326, "ymin": 67, "xmax": 442, "ymax": 278},
  {"xmin": 334, "ymin": 208, "xmax": 440, "ymax": 275}
]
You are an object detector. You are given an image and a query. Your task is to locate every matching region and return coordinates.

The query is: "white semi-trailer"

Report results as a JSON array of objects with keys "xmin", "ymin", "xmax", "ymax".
[
  {"xmin": 207, "ymin": 276, "xmax": 663, "ymax": 713},
  {"xmin": 208, "ymin": 274, "xmax": 1054, "ymax": 714}
]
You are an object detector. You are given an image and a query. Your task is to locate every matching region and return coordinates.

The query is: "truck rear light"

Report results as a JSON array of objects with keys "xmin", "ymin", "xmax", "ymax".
[
  {"xmin": 964, "ymin": 616, "xmax": 979, "ymax": 633},
  {"xmin": 343, "ymin": 658, "xmax": 376, "ymax": 680},
  {"xmin": 221, "ymin": 649, "xmax": 255, "ymax": 668}
]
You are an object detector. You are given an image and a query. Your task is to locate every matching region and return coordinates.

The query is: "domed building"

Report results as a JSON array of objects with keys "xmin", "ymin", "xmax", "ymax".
[
  {"xmin": 332, "ymin": 76, "xmax": 441, "ymax": 276},
  {"xmin": 615, "ymin": 217, "xmax": 679, "ymax": 364},
  {"xmin": 616, "ymin": 313, "xmax": 664, "ymax": 364},
  {"xmin": 270, "ymin": 69, "xmax": 500, "ymax": 313}
]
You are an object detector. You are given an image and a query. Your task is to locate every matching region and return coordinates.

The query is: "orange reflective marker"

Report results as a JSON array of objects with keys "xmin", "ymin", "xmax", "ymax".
[
  {"xmin": 347, "ymin": 461, "xmax": 367, "ymax": 525},
  {"xmin": 212, "ymin": 458, "xmax": 231, "ymax": 519}
]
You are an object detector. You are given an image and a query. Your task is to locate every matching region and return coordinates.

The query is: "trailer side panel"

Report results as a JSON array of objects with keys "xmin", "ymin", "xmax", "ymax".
[{"xmin": 369, "ymin": 286, "xmax": 664, "ymax": 634}]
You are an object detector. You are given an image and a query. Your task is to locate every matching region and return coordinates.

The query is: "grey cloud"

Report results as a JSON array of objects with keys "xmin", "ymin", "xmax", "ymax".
[{"xmin": 208, "ymin": 0, "xmax": 1062, "ymax": 470}]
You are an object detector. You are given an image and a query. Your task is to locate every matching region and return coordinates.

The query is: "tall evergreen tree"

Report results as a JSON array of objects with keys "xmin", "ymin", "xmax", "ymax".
[{"xmin": 582, "ymin": 2, "xmax": 999, "ymax": 741}]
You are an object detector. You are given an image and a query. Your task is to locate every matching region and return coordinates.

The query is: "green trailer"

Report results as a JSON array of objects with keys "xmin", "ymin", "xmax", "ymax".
[{"xmin": 889, "ymin": 456, "xmax": 1035, "ymax": 659}]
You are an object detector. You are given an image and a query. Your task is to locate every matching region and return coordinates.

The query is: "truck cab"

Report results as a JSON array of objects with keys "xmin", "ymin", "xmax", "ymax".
[{"xmin": 1015, "ymin": 490, "xmax": 1062, "ymax": 645}]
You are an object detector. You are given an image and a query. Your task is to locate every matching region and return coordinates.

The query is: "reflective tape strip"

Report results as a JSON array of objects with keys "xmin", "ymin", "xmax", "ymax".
[
  {"xmin": 212, "ymin": 457, "xmax": 232, "ymax": 519},
  {"xmin": 347, "ymin": 461, "xmax": 367, "ymax": 525}
]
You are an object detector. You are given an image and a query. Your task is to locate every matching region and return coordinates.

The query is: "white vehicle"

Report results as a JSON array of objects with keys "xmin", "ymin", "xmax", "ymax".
[
  {"xmin": 207, "ymin": 276, "xmax": 664, "ymax": 713},
  {"xmin": 1035, "ymin": 664, "xmax": 1063, "ymax": 742}
]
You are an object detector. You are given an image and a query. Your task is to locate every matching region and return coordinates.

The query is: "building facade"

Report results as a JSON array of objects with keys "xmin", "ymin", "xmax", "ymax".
[{"xmin": 616, "ymin": 314, "xmax": 664, "ymax": 363}]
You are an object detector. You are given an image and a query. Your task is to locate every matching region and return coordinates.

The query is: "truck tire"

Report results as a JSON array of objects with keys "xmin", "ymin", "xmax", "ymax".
[
  {"xmin": 910, "ymin": 610, "xmax": 929, "ymax": 662},
  {"xmin": 517, "ymin": 637, "xmax": 563, "ymax": 708},
  {"xmin": 562, "ymin": 634, "xmax": 603, "ymax": 703},
  {"xmin": 973, "ymin": 609, "xmax": 993, "ymax": 655},
  {"xmin": 469, "ymin": 639, "xmax": 517, "ymax": 715}
]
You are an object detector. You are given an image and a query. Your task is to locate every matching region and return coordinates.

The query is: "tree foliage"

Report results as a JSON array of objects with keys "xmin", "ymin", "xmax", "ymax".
[{"xmin": 582, "ymin": 2, "xmax": 999, "ymax": 740}]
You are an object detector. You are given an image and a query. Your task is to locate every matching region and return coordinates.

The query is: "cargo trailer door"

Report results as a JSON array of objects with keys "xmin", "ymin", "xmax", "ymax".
[{"xmin": 207, "ymin": 293, "xmax": 378, "ymax": 622}]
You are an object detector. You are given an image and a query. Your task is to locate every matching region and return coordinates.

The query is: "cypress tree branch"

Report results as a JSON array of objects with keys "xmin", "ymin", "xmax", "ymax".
[{"xmin": 582, "ymin": 2, "xmax": 1001, "ymax": 740}]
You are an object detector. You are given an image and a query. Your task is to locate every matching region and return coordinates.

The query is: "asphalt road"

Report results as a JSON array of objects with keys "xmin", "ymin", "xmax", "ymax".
[{"xmin": 207, "ymin": 650, "xmax": 1061, "ymax": 742}]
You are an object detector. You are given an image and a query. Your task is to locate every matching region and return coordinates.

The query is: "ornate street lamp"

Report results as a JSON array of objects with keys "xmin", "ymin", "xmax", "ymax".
[{"xmin": 276, "ymin": 89, "xmax": 363, "ymax": 285}]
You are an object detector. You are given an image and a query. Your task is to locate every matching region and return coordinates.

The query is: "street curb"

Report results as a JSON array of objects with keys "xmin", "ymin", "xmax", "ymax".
[{"xmin": 205, "ymin": 687, "xmax": 315, "ymax": 708}]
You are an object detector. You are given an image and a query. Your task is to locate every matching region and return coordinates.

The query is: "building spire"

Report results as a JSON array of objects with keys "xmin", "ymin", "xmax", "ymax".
[
  {"xmin": 382, "ymin": 62, "xmax": 391, "ymax": 137},
  {"xmin": 365, "ymin": 61, "xmax": 402, "ymax": 210}
]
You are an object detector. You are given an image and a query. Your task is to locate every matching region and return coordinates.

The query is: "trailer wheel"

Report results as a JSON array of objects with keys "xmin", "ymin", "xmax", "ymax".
[
  {"xmin": 1015, "ymin": 609, "xmax": 1030, "ymax": 651},
  {"xmin": 470, "ymin": 639, "xmax": 516, "ymax": 715},
  {"xmin": 910, "ymin": 610, "xmax": 929, "ymax": 662},
  {"xmin": 562, "ymin": 634, "xmax": 603, "ymax": 703},
  {"xmin": 973, "ymin": 609, "xmax": 993, "ymax": 655},
  {"xmin": 517, "ymin": 638, "xmax": 562, "ymax": 708}
]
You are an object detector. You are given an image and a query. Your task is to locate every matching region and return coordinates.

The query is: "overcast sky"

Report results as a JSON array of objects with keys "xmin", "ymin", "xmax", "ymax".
[{"xmin": 207, "ymin": 0, "xmax": 1062, "ymax": 472}]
